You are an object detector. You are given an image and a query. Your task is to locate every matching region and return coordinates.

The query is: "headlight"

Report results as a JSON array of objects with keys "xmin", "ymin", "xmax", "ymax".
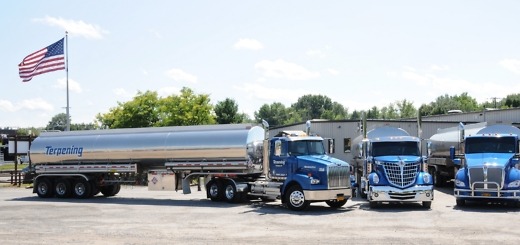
[
  {"xmin": 422, "ymin": 173, "xmax": 432, "ymax": 184},
  {"xmin": 310, "ymin": 178, "xmax": 320, "ymax": 185},
  {"xmin": 455, "ymin": 179, "xmax": 466, "ymax": 187},
  {"xmin": 372, "ymin": 174, "xmax": 379, "ymax": 184},
  {"xmin": 507, "ymin": 180, "xmax": 520, "ymax": 188}
]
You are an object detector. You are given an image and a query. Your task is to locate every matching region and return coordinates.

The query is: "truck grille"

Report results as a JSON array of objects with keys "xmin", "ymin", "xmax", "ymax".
[
  {"xmin": 469, "ymin": 167, "xmax": 504, "ymax": 189},
  {"xmin": 382, "ymin": 161, "xmax": 420, "ymax": 188},
  {"xmin": 328, "ymin": 165, "xmax": 350, "ymax": 189}
]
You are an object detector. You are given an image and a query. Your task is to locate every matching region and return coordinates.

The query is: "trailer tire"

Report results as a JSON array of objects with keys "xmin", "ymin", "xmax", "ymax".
[
  {"xmin": 36, "ymin": 177, "xmax": 54, "ymax": 198},
  {"xmin": 73, "ymin": 179, "xmax": 92, "ymax": 199},
  {"xmin": 55, "ymin": 178, "xmax": 72, "ymax": 198},
  {"xmin": 207, "ymin": 180, "xmax": 224, "ymax": 201},
  {"xmin": 285, "ymin": 185, "xmax": 310, "ymax": 211},
  {"xmin": 224, "ymin": 181, "xmax": 242, "ymax": 203},
  {"xmin": 101, "ymin": 184, "xmax": 119, "ymax": 197},
  {"xmin": 326, "ymin": 199, "xmax": 347, "ymax": 209}
]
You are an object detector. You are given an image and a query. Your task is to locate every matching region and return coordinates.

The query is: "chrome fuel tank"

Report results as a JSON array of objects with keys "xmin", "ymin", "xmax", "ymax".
[{"xmin": 30, "ymin": 124, "xmax": 265, "ymax": 166}]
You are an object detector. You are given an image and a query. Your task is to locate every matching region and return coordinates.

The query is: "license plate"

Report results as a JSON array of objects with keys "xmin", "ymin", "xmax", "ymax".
[
  {"xmin": 336, "ymin": 195, "xmax": 345, "ymax": 201},
  {"xmin": 482, "ymin": 193, "xmax": 491, "ymax": 197}
]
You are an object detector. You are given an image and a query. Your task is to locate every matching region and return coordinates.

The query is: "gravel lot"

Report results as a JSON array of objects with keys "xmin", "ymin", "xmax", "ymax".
[{"xmin": 0, "ymin": 185, "xmax": 519, "ymax": 245}]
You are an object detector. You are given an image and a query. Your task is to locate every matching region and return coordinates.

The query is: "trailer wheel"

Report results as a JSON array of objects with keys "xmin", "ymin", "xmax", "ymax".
[
  {"xmin": 100, "ymin": 184, "xmax": 120, "ymax": 197},
  {"xmin": 224, "ymin": 181, "xmax": 242, "ymax": 203},
  {"xmin": 207, "ymin": 180, "xmax": 224, "ymax": 201},
  {"xmin": 326, "ymin": 199, "xmax": 347, "ymax": 208},
  {"xmin": 36, "ymin": 177, "xmax": 54, "ymax": 198},
  {"xmin": 285, "ymin": 185, "xmax": 310, "ymax": 211},
  {"xmin": 73, "ymin": 179, "xmax": 92, "ymax": 199},
  {"xmin": 55, "ymin": 178, "xmax": 72, "ymax": 198}
]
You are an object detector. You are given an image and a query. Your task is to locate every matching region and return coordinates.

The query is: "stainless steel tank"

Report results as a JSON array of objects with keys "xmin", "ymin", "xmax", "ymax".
[
  {"xmin": 428, "ymin": 122, "xmax": 486, "ymax": 156},
  {"xmin": 30, "ymin": 124, "xmax": 265, "ymax": 166}
]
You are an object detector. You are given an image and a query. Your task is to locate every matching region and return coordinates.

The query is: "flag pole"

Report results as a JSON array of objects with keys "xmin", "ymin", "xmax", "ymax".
[{"xmin": 65, "ymin": 31, "xmax": 70, "ymax": 131}]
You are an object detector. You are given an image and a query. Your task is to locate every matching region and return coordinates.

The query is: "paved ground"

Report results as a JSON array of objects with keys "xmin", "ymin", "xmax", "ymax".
[{"xmin": 0, "ymin": 185, "xmax": 519, "ymax": 245}]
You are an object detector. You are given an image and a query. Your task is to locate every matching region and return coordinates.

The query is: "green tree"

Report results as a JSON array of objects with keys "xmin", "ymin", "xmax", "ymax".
[
  {"xmin": 97, "ymin": 91, "xmax": 160, "ymax": 128},
  {"xmin": 504, "ymin": 93, "xmax": 520, "ymax": 108},
  {"xmin": 156, "ymin": 87, "xmax": 215, "ymax": 126},
  {"xmin": 291, "ymin": 94, "xmax": 333, "ymax": 120},
  {"xmin": 366, "ymin": 106, "xmax": 379, "ymax": 119},
  {"xmin": 396, "ymin": 99, "xmax": 417, "ymax": 118},
  {"xmin": 254, "ymin": 102, "xmax": 289, "ymax": 127},
  {"xmin": 350, "ymin": 110, "xmax": 361, "ymax": 120},
  {"xmin": 214, "ymin": 98, "xmax": 244, "ymax": 124},
  {"xmin": 419, "ymin": 92, "xmax": 479, "ymax": 116},
  {"xmin": 46, "ymin": 113, "xmax": 68, "ymax": 131}
]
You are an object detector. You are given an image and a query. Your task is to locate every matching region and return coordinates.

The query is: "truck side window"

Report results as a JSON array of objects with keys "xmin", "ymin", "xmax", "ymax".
[{"xmin": 274, "ymin": 140, "xmax": 282, "ymax": 156}]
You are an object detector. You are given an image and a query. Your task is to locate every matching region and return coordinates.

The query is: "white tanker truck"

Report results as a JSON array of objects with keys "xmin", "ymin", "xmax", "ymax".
[{"xmin": 28, "ymin": 122, "xmax": 352, "ymax": 211}]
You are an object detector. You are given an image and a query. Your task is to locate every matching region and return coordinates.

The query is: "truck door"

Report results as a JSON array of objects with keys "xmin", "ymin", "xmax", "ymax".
[{"xmin": 270, "ymin": 139, "xmax": 289, "ymax": 178}]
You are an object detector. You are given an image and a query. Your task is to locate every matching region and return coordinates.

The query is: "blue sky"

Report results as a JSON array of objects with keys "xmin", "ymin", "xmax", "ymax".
[{"xmin": 2, "ymin": 1, "xmax": 520, "ymax": 128}]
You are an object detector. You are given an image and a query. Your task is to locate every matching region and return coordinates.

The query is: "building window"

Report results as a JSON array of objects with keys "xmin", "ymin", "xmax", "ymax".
[{"xmin": 344, "ymin": 138, "xmax": 351, "ymax": 153}]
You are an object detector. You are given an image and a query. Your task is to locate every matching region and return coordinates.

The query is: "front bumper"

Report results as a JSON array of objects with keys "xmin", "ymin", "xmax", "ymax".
[
  {"xmin": 369, "ymin": 185, "xmax": 434, "ymax": 202},
  {"xmin": 454, "ymin": 188, "xmax": 520, "ymax": 200},
  {"xmin": 304, "ymin": 188, "xmax": 352, "ymax": 201}
]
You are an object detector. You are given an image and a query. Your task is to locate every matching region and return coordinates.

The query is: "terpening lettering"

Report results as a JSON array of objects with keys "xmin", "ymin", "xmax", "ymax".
[{"xmin": 45, "ymin": 145, "xmax": 83, "ymax": 157}]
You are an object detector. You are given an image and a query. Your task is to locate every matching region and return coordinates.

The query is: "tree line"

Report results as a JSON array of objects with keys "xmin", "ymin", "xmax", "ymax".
[{"xmin": 28, "ymin": 89, "xmax": 520, "ymax": 134}]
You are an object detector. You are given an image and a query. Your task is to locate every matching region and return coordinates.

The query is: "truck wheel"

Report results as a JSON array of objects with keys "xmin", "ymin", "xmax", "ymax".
[
  {"xmin": 55, "ymin": 178, "xmax": 72, "ymax": 198},
  {"xmin": 369, "ymin": 201, "xmax": 379, "ymax": 208},
  {"xmin": 207, "ymin": 180, "xmax": 224, "ymax": 201},
  {"xmin": 113, "ymin": 184, "xmax": 121, "ymax": 196},
  {"xmin": 422, "ymin": 201, "xmax": 432, "ymax": 209},
  {"xmin": 100, "ymin": 184, "xmax": 119, "ymax": 197},
  {"xmin": 73, "ymin": 179, "xmax": 92, "ymax": 199},
  {"xmin": 36, "ymin": 177, "xmax": 54, "ymax": 198},
  {"xmin": 285, "ymin": 185, "xmax": 310, "ymax": 211},
  {"xmin": 456, "ymin": 198, "xmax": 466, "ymax": 207},
  {"xmin": 224, "ymin": 181, "xmax": 242, "ymax": 203},
  {"xmin": 326, "ymin": 199, "xmax": 347, "ymax": 208}
]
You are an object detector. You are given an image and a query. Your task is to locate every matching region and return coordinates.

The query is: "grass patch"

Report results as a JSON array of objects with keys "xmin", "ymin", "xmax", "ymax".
[{"xmin": 0, "ymin": 163, "xmax": 26, "ymax": 171}]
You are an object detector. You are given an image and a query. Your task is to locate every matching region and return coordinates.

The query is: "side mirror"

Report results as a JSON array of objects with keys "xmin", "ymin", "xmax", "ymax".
[{"xmin": 453, "ymin": 158, "xmax": 462, "ymax": 166}]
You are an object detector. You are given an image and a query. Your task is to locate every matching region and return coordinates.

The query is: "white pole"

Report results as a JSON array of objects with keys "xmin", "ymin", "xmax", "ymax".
[{"xmin": 65, "ymin": 32, "xmax": 70, "ymax": 131}]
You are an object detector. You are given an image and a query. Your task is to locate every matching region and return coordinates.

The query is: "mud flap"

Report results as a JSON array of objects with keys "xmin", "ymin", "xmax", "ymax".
[{"xmin": 182, "ymin": 178, "xmax": 191, "ymax": 194}]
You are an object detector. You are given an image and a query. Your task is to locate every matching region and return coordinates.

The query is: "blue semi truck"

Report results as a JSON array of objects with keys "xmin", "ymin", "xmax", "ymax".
[{"xmin": 449, "ymin": 124, "xmax": 520, "ymax": 206}]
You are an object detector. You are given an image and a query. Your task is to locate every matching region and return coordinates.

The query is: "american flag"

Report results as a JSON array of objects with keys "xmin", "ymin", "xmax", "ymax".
[{"xmin": 18, "ymin": 38, "xmax": 65, "ymax": 82}]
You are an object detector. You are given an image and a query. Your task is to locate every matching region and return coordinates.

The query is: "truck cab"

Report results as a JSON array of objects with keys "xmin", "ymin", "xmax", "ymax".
[
  {"xmin": 453, "ymin": 125, "xmax": 520, "ymax": 206},
  {"xmin": 356, "ymin": 126, "xmax": 434, "ymax": 208},
  {"xmin": 266, "ymin": 131, "xmax": 352, "ymax": 211}
]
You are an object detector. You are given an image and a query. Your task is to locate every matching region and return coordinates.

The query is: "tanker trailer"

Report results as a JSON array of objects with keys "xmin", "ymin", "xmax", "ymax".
[
  {"xmin": 427, "ymin": 122, "xmax": 487, "ymax": 186},
  {"xmin": 352, "ymin": 116, "xmax": 433, "ymax": 208},
  {"xmin": 29, "ymin": 122, "xmax": 351, "ymax": 211}
]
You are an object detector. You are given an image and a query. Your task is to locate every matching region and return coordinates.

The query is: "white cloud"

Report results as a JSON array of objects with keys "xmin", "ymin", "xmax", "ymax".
[
  {"xmin": 327, "ymin": 68, "xmax": 339, "ymax": 75},
  {"xmin": 233, "ymin": 83, "xmax": 308, "ymax": 103},
  {"xmin": 0, "ymin": 100, "xmax": 16, "ymax": 112},
  {"xmin": 254, "ymin": 59, "xmax": 320, "ymax": 80},
  {"xmin": 0, "ymin": 98, "xmax": 53, "ymax": 112},
  {"xmin": 234, "ymin": 38, "xmax": 264, "ymax": 50},
  {"xmin": 306, "ymin": 46, "xmax": 331, "ymax": 58},
  {"xmin": 158, "ymin": 86, "xmax": 180, "ymax": 97},
  {"xmin": 500, "ymin": 58, "xmax": 520, "ymax": 74},
  {"xmin": 54, "ymin": 78, "xmax": 82, "ymax": 93},
  {"xmin": 33, "ymin": 16, "xmax": 108, "ymax": 39},
  {"xmin": 165, "ymin": 68, "xmax": 198, "ymax": 83},
  {"xmin": 113, "ymin": 88, "xmax": 134, "ymax": 99},
  {"xmin": 19, "ymin": 98, "xmax": 54, "ymax": 111},
  {"xmin": 430, "ymin": 64, "xmax": 449, "ymax": 71}
]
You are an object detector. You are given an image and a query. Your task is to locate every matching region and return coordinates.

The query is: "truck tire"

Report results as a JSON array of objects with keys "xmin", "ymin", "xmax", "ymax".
[
  {"xmin": 90, "ymin": 181, "xmax": 100, "ymax": 197},
  {"xmin": 285, "ymin": 185, "xmax": 310, "ymax": 211},
  {"xmin": 325, "ymin": 199, "xmax": 347, "ymax": 208},
  {"xmin": 113, "ymin": 184, "xmax": 121, "ymax": 196},
  {"xmin": 224, "ymin": 181, "xmax": 242, "ymax": 203},
  {"xmin": 36, "ymin": 177, "xmax": 54, "ymax": 198},
  {"xmin": 369, "ymin": 201, "xmax": 379, "ymax": 208},
  {"xmin": 73, "ymin": 179, "xmax": 92, "ymax": 199},
  {"xmin": 100, "ymin": 184, "xmax": 120, "ymax": 197},
  {"xmin": 207, "ymin": 180, "xmax": 224, "ymax": 201},
  {"xmin": 54, "ymin": 178, "xmax": 72, "ymax": 198},
  {"xmin": 422, "ymin": 201, "xmax": 432, "ymax": 209},
  {"xmin": 429, "ymin": 167, "xmax": 443, "ymax": 187},
  {"xmin": 456, "ymin": 198, "xmax": 466, "ymax": 207}
]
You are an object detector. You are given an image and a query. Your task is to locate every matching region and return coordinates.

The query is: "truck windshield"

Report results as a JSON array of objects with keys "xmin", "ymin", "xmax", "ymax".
[
  {"xmin": 288, "ymin": 140, "xmax": 325, "ymax": 156},
  {"xmin": 465, "ymin": 136, "xmax": 516, "ymax": 154},
  {"xmin": 372, "ymin": 141, "xmax": 420, "ymax": 157}
]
